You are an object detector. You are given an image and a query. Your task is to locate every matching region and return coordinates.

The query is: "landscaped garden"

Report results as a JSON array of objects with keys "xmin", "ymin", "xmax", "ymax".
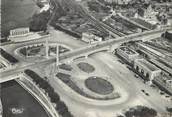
[
  {"xmin": 59, "ymin": 64, "xmax": 73, "ymax": 71},
  {"xmin": 49, "ymin": 46, "xmax": 70, "ymax": 54},
  {"xmin": 85, "ymin": 76, "xmax": 114, "ymax": 95},
  {"xmin": 0, "ymin": 48, "xmax": 18, "ymax": 64},
  {"xmin": 19, "ymin": 44, "xmax": 44, "ymax": 56},
  {"xmin": 19, "ymin": 44, "xmax": 70, "ymax": 57},
  {"xmin": 77, "ymin": 62, "xmax": 95, "ymax": 73},
  {"xmin": 56, "ymin": 72, "xmax": 120, "ymax": 100}
]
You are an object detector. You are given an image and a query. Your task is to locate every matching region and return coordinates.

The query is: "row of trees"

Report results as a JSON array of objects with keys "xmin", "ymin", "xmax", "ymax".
[
  {"xmin": 117, "ymin": 106, "xmax": 157, "ymax": 117},
  {"xmin": 87, "ymin": 1, "xmax": 110, "ymax": 13},
  {"xmin": 0, "ymin": 48, "xmax": 18, "ymax": 64},
  {"xmin": 117, "ymin": 106, "xmax": 172, "ymax": 117},
  {"xmin": 24, "ymin": 69, "xmax": 73, "ymax": 117},
  {"xmin": 166, "ymin": 107, "xmax": 172, "ymax": 116},
  {"xmin": 162, "ymin": 31, "xmax": 172, "ymax": 42}
]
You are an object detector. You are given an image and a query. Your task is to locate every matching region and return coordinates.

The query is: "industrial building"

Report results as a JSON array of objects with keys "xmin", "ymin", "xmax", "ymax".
[
  {"xmin": 136, "ymin": 43, "xmax": 166, "ymax": 58},
  {"xmin": 153, "ymin": 74, "xmax": 172, "ymax": 95},
  {"xmin": 116, "ymin": 46, "xmax": 139, "ymax": 63},
  {"xmin": 82, "ymin": 32, "xmax": 102, "ymax": 44},
  {"xmin": 134, "ymin": 59, "xmax": 161, "ymax": 81}
]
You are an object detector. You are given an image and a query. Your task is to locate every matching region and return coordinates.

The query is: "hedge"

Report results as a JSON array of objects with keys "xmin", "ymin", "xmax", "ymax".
[
  {"xmin": 0, "ymin": 48, "xmax": 18, "ymax": 64},
  {"xmin": 24, "ymin": 69, "xmax": 73, "ymax": 117}
]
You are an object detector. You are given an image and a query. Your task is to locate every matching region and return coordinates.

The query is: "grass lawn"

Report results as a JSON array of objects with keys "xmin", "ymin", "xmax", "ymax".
[
  {"xmin": 77, "ymin": 62, "xmax": 95, "ymax": 73},
  {"xmin": 59, "ymin": 64, "xmax": 73, "ymax": 71},
  {"xmin": 85, "ymin": 77, "xmax": 114, "ymax": 95}
]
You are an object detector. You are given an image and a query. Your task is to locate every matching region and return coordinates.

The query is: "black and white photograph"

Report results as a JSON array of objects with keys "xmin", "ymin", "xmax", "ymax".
[{"xmin": 0, "ymin": 0, "xmax": 172, "ymax": 117}]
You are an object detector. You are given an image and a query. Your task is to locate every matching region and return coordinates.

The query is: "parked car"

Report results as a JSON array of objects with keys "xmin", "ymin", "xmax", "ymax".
[
  {"xmin": 135, "ymin": 74, "xmax": 139, "ymax": 78},
  {"xmin": 145, "ymin": 93, "xmax": 149, "ymax": 96}
]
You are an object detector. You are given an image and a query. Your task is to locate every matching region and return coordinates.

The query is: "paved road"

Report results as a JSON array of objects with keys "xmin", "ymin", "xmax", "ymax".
[
  {"xmin": 90, "ymin": 52, "xmax": 172, "ymax": 114},
  {"xmin": 1, "ymin": 29, "xmax": 172, "ymax": 117},
  {"xmin": 47, "ymin": 52, "xmax": 171, "ymax": 117},
  {"xmin": 1, "ymin": 27, "xmax": 172, "ymax": 82}
]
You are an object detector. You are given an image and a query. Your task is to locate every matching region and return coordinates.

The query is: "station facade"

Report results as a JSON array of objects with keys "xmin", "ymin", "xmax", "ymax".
[{"xmin": 134, "ymin": 59, "xmax": 161, "ymax": 81}]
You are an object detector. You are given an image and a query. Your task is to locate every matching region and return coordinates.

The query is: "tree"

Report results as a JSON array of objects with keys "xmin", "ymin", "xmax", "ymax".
[
  {"xmin": 49, "ymin": 93, "xmax": 60, "ymax": 103},
  {"xmin": 117, "ymin": 115, "xmax": 124, "ymax": 117},
  {"xmin": 124, "ymin": 106, "xmax": 157, "ymax": 117},
  {"xmin": 39, "ymin": 80, "xmax": 49, "ymax": 89},
  {"xmin": 166, "ymin": 107, "xmax": 172, "ymax": 116},
  {"xmin": 61, "ymin": 111, "xmax": 73, "ymax": 117},
  {"xmin": 29, "ymin": 11, "xmax": 50, "ymax": 32},
  {"xmin": 56, "ymin": 101, "xmax": 68, "ymax": 115}
]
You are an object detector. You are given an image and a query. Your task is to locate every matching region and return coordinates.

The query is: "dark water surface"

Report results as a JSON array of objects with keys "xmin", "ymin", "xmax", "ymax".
[{"xmin": 1, "ymin": 80, "xmax": 49, "ymax": 117}]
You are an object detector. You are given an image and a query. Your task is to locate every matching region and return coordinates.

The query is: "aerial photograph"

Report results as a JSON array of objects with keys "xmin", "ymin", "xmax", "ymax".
[{"xmin": 0, "ymin": 0, "xmax": 172, "ymax": 117}]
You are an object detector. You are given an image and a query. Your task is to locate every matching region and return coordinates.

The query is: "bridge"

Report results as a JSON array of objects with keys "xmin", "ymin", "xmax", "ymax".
[
  {"xmin": 0, "ymin": 73, "xmax": 21, "ymax": 83},
  {"xmin": 0, "ymin": 27, "xmax": 172, "ymax": 83}
]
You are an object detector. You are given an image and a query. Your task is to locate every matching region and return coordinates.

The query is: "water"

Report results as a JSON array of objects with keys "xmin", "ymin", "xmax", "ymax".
[{"xmin": 1, "ymin": 80, "xmax": 49, "ymax": 117}]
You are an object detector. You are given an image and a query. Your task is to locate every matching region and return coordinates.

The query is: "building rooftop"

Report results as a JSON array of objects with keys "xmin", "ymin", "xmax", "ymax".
[
  {"xmin": 119, "ymin": 46, "xmax": 137, "ymax": 55},
  {"xmin": 10, "ymin": 27, "xmax": 29, "ymax": 32},
  {"xmin": 131, "ymin": 18, "xmax": 156, "ymax": 29},
  {"xmin": 135, "ymin": 59, "xmax": 160, "ymax": 71}
]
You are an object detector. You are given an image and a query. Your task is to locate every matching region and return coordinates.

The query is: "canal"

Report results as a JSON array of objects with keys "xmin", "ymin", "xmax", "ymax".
[{"xmin": 1, "ymin": 80, "xmax": 49, "ymax": 117}]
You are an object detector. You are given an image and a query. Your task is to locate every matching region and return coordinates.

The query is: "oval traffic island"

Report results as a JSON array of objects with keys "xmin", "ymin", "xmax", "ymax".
[
  {"xmin": 77, "ymin": 62, "xmax": 95, "ymax": 73},
  {"xmin": 85, "ymin": 77, "xmax": 114, "ymax": 95}
]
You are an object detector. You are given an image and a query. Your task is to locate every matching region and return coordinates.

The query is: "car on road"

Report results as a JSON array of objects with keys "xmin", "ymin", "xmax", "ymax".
[
  {"xmin": 145, "ymin": 93, "xmax": 149, "ymax": 96},
  {"xmin": 135, "ymin": 74, "xmax": 139, "ymax": 78},
  {"xmin": 141, "ymin": 90, "xmax": 150, "ymax": 96},
  {"xmin": 141, "ymin": 89, "xmax": 145, "ymax": 93},
  {"xmin": 160, "ymin": 92, "xmax": 165, "ymax": 95},
  {"xmin": 165, "ymin": 95, "xmax": 170, "ymax": 98}
]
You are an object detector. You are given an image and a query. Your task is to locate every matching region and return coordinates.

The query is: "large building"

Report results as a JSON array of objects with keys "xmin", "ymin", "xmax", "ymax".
[
  {"xmin": 9, "ymin": 27, "xmax": 30, "ymax": 38},
  {"xmin": 116, "ymin": 46, "xmax": 139, "ymax": 63},
  {"xmin": 82, "ymin": 32, "xmax": 102, "ymax": 44},
  {"xmin": 8, "ymin": 27, "xmax": 49, "ymax": 42},
  {"xmin": 153, "ymin": 74, "xmax": 172, "ymax": 95},
  {"xmin": 134, "ymin": 59, "xmax": 161, "ymax": 81},
  {"xmin": 137, "ymin": 43, "xmax": 166, "ymax": 58}
]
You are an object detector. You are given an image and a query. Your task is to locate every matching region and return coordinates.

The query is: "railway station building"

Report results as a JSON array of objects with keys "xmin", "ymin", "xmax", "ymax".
[
  {"xmin": 134, "ymin": 59, "xmax": 161, "ymax": 81},
  {"xmin": 116, "ymin": 46, "xmax": 139, "ymax": 64}
]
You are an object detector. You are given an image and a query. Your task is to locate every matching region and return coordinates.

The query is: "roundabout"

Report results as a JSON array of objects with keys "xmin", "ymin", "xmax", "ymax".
[{"xmin": 85, "ymin": 77, "xmax": 114, "ymax": 95}]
